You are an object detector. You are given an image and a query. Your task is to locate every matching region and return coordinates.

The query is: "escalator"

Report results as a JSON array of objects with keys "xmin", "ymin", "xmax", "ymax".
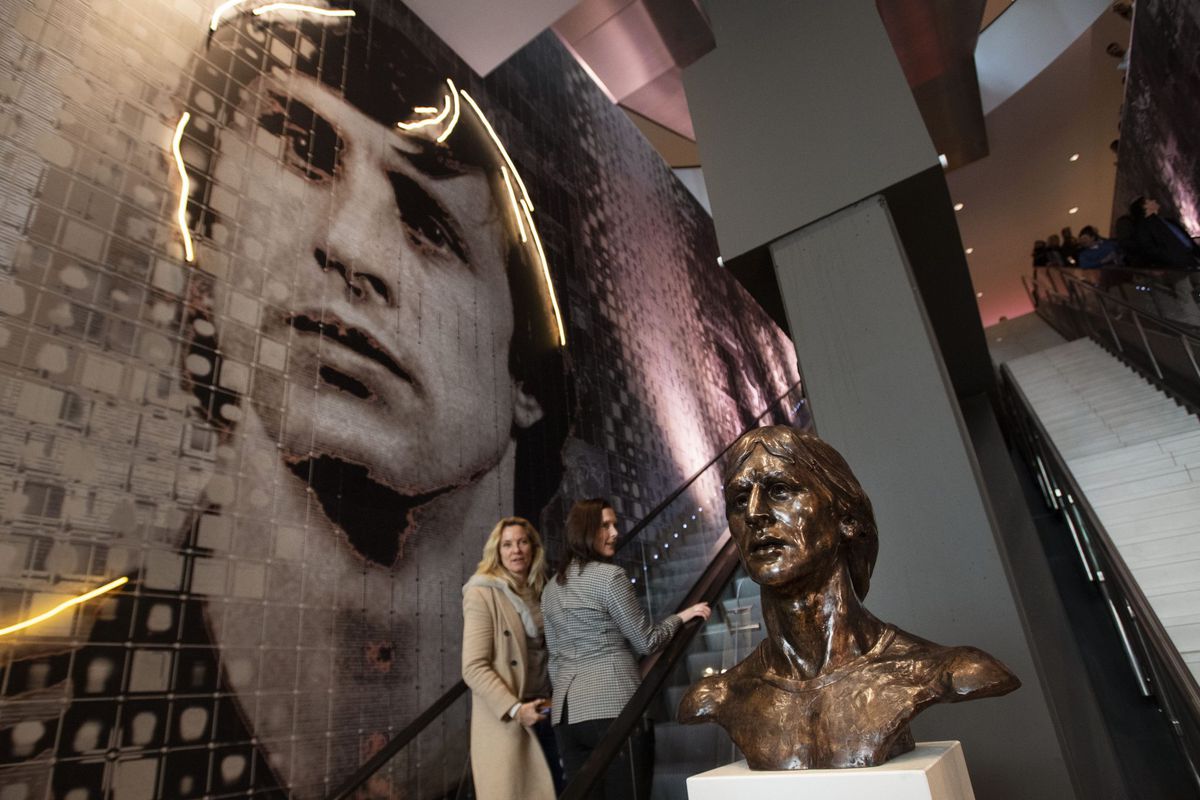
[{"xmin": 329, "ymin": 381, "xmax": 807, "ymax": 800}]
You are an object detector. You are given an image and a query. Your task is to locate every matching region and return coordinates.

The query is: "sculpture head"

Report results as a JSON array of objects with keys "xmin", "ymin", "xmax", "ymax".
[
  {"xmin": 723, "ymin": 426, "xmax": 879, "ymax": 597},
  {"xmin": 686, "ymin": 425, "xmax": 1020, "ymax": 771}
]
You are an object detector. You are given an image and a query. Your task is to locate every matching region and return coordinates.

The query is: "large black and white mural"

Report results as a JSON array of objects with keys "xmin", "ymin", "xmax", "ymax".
[
  {"xmin": 1113, "ymin": 0, "xmax": 1200, "ymax": 233},
  {"xmin": 0, "ymin": 1, "xmax": 800, "ymax": 797}
]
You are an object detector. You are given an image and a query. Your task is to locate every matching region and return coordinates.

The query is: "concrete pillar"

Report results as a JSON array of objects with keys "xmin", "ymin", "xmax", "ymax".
[{"xmin": 771, "ymin": 198, "xmax": 1073, "ymax": 799}]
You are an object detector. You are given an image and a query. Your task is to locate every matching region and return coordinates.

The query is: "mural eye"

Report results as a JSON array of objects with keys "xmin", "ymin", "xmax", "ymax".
[
  {"xmin": 258, "ymin": 92, "xmax": 341, "ymax": 182},
  {"xmin": 407, "ymin": 215, "xmax": 453, "ymax": 252},
  {"xmin": 386, "ymin": 171, "xmax": 468, "ymax": 262}
]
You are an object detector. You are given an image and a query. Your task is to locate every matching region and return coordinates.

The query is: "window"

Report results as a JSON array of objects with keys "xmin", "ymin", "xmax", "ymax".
[
  {"xmin": 23, "ymin": 480, "xmax": 65, "ymax": 518},
  {"xmin": 184, "ymin": 424, "xmax": 216, "ymax": 456},
  {"xmin": 59, "ymin": 391, "xmax": 87, "ymax": 428}
]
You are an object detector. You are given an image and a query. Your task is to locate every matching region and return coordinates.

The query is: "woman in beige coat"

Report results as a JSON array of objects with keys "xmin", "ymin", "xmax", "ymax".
[{"xmin": 462, "ymin": 516, "xmax": 562, "ymax": 800}]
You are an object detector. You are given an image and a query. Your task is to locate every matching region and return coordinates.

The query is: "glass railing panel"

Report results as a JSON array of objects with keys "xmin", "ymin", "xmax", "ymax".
[
  {"xmin": 623, "ymin": 382, "xmax": 808, "ymax": 621},
  {"xmin": 1033, "ymin": 267, "xmax": 1200, "ymax": 409},
  {"xmin": 1048, "ymin": 267, "xmax": 1200, "ymax": 332}
]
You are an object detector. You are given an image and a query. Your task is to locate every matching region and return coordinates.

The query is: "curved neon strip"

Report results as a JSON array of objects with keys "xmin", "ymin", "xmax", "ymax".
[
  {"xmin": 520, "ymin": 199, "xmax": 566, "ymax": 347},
  {"xmin": 210, "ymin": 0, "xmax": 246, "ymax": 31},
  {"xmin": 435, "ymin": 80, "xmax": 461, "ymax": 144},
  {"xmin": 250, "ymin": 3, "xmax": 356, "ymax": 20},
  {"xmin": 0, "ymin": 576, "xmax": 129, "ymax": 637},
  {"xmin": 460, "ymin": 90, "xmax": 532, "ymax": 211},
  {"xmin": 501, "ymin": 166, "xmax": 527, "ymax": 243},
  {"xmin": 396, "ymin": 94, "xmax": 450, "ymax": 132},
  {"xmin": 172, "ymin": 112, "xmax": 196, "ymax": 264}
]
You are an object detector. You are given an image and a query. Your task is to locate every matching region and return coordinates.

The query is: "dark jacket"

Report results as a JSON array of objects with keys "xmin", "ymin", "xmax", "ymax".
[
  {"xmin": 1077, "ymin": 238, "xmax": 1122, "ymax": 269},
  {"xmin": 1136, "ymin": 215, "xmax": 1200, "ymax": 268}
]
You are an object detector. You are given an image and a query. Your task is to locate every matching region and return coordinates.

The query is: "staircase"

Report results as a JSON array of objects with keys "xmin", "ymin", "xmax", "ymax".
[
  {"xmin": 1005, "ymin": 337, "xmax": 1200, "ymax": 684},
  {"xmin": 650, "ymin": 575, "xmax": 766, "ymax": 800}
]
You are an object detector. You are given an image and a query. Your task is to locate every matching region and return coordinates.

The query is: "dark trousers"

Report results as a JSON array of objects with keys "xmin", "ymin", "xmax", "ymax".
[
  {"xmin": 554, "ymin": 717, "xmax": 653, "ymax": 800},
  {"xmin": 533, "ymin": 715, "xmax": 566, "ymax": 794}
]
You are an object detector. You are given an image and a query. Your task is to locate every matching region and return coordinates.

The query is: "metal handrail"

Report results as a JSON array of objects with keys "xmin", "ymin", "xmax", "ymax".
[
  {"xmin": 1033, "ymin": 268, "xmax": 1200, "ymax": 343},
  {"xmin": 998, "ymin": 365, "xmax": 1200, "ymax": 789},
  {"xmin": 1027, "ymin": 268, "xmax": 1200, "ymax": 416},
  {"xmin": 325, "ymin": 380, "xmax": 803, "ymax": 800}
]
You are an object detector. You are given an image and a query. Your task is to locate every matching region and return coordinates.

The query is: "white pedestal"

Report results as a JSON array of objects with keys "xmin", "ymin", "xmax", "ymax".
[{"xmin": 686, "ymin": 741, "xmax": 976, "ymax": 800}]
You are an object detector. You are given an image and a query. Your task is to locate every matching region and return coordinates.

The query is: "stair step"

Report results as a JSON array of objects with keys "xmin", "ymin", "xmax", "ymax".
[{"xmin": 1008, "ymin": 336, "xmax": 1200, "ymax": 680}]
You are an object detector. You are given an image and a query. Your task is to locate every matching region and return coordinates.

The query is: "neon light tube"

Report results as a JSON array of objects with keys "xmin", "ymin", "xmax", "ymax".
[
  {"xmin": 501, "ymin": 167, "xmax": 527, "ymax": 243},
  {"xmin": 396, "ymin": 94, "xmax": 451, "ymax": 132},
  {"xmin": 521, "ymin": 199, "xmax": 566, "ymax": 347},
  {"xmin": 250, "ymin": 3, "xmax": 355, "ymax": 20},
  {"xmin": 172, "ymin": 112, "xmax": 196, "ymax": 263},
  {"xmin": 460, "ymin": 90, "xmax": 532, "ymax": 211},
  {"xmin": 210, "ymin": 0, "xmax": 245, "ymax": 31},
  {"xmin": 0, "ymin": 576, "xmax": 129, "ymax": 637},
  {"xmin": 436, "ymin": 79, "xmax": 461, "ymax": 144}
]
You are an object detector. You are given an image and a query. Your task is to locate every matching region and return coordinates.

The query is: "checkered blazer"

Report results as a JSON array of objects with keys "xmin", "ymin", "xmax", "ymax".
[{"xmin": 542, "ymin": 560, "xmax": 682, "ymax": 726}]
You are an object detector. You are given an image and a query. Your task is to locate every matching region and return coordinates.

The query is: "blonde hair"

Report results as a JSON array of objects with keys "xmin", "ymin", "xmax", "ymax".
[{"xmin": 474, "ymin": 517, "xmax": 547, "ymax": 597}]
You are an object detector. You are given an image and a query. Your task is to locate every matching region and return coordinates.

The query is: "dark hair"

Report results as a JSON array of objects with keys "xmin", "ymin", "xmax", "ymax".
[
  {"xmin": 1079, "ymin": 225, "xmax": 1100, "ymax": 239},
  {"xmin": 723, "ymin": 426, "xmax": 879, "ymax": 599},
  {"xmin": 555, "ymin": 498, "xmax": 613, "ymax": 585},
  {"xmin": 177, "ymin": 7, "xmax": 572, "ymax": 513},
  {"xmin": 1129, "ymin": 196, "xmax": 1149, "ymax": 221}
]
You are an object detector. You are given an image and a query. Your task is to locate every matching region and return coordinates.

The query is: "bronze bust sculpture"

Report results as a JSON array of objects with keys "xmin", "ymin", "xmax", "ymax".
[{"xmin": 679, "ymin": 426, "xmax": 1019, "ymax": 769}]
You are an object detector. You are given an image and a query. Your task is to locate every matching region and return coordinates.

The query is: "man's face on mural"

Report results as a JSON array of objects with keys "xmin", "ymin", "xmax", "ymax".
[{"xmin": 211, "ymin": 67, "xmax": 539, "ymax": 498}]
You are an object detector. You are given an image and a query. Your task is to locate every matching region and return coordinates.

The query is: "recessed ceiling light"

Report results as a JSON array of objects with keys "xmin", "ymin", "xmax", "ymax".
[
  {"xmin": 1069, "ymin": 153, "xmax": 1080, "ymax": 162},
  {"xmin": 965, "ymin": 247, "xmax": 974, "ymax": 254},
  {"xmin": 976, "ymin": 291, "xmax": 984, "ymax": 298},
  {"xmin": 1068, "ymin": 207, "xmax": 1079, "ymax": 214},
  {"xmin": 953, "ymin": 202, "xmax": 964, "ymax": 211}
]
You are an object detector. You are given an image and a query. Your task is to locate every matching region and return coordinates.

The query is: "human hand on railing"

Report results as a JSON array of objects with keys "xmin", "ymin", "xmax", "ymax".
[
  {"xmin": 517, "ymin": 699, "xmax": 548, "ymax": 727},
  {"xmin": 679, "ymin": 602, "xmax": 712, "ymax": 623}
]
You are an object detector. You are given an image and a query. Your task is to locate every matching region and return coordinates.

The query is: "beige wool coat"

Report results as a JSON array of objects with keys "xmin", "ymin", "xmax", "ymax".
[{"xmin": 461, "ymin": 576, "xmax": 555, "ymax": 800}]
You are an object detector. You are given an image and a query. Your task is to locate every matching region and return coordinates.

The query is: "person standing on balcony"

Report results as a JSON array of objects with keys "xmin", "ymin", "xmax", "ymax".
[
  {"xmin": 1077, "ymin": 225, "xmax": 1123, "ymax": 269},
  {"xmin": 543, "ymin": 498, "xmax": 711, "ymax": 798},
  {"xmin": 1130, "ymin": 197, "xmax": 1200, "ymax": 268}
]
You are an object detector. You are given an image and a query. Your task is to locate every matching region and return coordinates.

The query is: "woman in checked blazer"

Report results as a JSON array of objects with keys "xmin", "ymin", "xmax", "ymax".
[{"xmin": 542, "ymin": 498, "xmax": 711, "ymax": 799}]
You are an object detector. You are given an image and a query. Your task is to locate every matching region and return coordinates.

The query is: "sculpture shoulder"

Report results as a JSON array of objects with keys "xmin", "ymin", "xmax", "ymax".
[
  {"xmin": 678, "ymin": 673, "xmax": 732, "ymax": 724},
  {"xmin": 941, "ymin": 645, "xmax": 1021, "ymax": 700},
  {"xmin": 887, "ymin": 628, "xmax": 1020, "ymax": 700}
]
